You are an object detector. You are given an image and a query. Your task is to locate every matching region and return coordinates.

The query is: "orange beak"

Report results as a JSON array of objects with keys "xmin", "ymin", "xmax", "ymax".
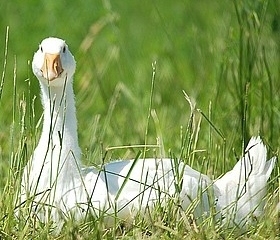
[{"xmin": 41, "ymin": 53, "xmax": 64, "ymax": 81}]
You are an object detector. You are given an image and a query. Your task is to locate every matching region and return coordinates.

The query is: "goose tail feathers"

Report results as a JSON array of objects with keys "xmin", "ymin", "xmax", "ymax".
[{"xmin": 214, "ymin": 136, "xmax": 276, "ymax": 226}]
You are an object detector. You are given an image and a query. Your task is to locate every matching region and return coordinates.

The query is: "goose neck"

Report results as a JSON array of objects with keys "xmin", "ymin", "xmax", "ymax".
[{"xmin": 39, "ymin": 80, "xmax": 79, "ymax": 153}]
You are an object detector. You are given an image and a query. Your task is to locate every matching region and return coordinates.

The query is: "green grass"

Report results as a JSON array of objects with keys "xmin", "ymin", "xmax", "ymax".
[{"xmin": 0, "ymin": 0, "xmax": 279, "ymax": 239}]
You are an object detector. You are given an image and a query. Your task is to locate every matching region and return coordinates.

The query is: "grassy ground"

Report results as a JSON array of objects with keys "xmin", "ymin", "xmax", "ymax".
[{"xmin": 0, "ymin": 0, "xmax": 279, "ymax": 239}]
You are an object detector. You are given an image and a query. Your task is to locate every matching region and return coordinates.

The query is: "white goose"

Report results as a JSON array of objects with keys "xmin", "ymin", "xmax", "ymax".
[{"xmin": 18, "ymin": 37, "xmax": 276, "ymax": 230}]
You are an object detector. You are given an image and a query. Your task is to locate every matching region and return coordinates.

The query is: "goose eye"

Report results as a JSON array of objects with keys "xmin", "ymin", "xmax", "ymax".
[
  {"xmin": 62, "ymin": 46, "xmax": 66, "ymax": 53},
  {"xmin": 40, "ymin": 46, "xmax": 43, "ymax": 52}
]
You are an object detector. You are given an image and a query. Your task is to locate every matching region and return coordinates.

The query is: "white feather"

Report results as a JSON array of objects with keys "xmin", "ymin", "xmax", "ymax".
[{"xmin": 215, "ymin": 137, "xmax": 276, "ymax": 226}]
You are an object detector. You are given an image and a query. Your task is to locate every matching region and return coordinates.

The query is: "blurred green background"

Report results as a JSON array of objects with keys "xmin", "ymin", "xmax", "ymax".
[{"xmin": 0, "ymin": 0, "xmax": 279, "ymax": 168}]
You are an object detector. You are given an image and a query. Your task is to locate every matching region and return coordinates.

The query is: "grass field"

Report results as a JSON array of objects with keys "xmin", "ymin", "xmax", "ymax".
[{"xmin": 0, "ymin": 0, "xmax": 279, "ymax": 239}]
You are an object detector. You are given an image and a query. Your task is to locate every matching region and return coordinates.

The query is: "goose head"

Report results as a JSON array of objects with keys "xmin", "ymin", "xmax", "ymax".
[{"xmin": 32, "ymin": 37, "xmax": 76, "ymax": 87}]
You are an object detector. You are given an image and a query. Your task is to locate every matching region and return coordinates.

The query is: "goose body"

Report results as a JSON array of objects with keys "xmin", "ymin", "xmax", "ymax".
[{"xmin": 18, "ymin": 37, "xmax": 276, "ymax": 229}]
